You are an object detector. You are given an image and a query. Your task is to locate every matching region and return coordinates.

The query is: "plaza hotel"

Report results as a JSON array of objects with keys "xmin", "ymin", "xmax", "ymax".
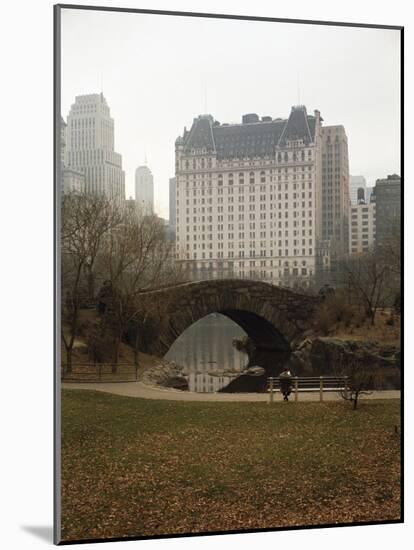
[{"xmin": 174, "ymin": 106, "xmax": 349, "ymax": 286}]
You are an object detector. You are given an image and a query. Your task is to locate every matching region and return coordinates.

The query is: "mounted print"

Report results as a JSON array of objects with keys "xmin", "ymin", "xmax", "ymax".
[{"xmin": 54, "ymin": 4, "xmax": 403, "ymax": 545}]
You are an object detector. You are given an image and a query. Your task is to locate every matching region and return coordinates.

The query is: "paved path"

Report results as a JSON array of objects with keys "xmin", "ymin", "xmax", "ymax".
[{"xmin": 62, "ymin": 381, "xmax": 400, "ymax": 403}]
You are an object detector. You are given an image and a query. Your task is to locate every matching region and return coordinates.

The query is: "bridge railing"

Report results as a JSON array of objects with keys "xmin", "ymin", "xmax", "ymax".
[
  {"xmin": 61, "ymin": 363, "xmax": 139, "ymax": 382},
  {"xmin": 267, "ymin": 376, "xmax": 349, "ymax": 403}
]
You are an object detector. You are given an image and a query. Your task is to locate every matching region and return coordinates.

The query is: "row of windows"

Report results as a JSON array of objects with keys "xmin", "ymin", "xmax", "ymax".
[
  {"xmin": 181, "ymin": 165, "xmax": 313, "ymax": 177},
  {"xmin": 180, "ymin": 166, "xmax": 312, "ymax": 180},
  {"xmin": 186, "ymin": 259, "xmax": 311, "ymax": 268},
  {"xmin": 351, "ymin": 213, "xmax": 375, "ymax": 219},
  {"xmin": 179, "ymin": 207, "xmax": 314, "ymax": 221},
  {"xmin": 179, "ymin": 186, "xmax": 313, "ymax": 196},
  {"xmin": 181, "ymin": 249, "xmax": 314, "ymax": 260},
  {"xmin": 178, "ymin": 223, "xmax": 313, "ymax": 233},
  {"xmin": 182, "ymin": 151, "xmax": 313, "ymax": 169},
  {"xmin": 351, "ymin": 222, "xmax": 374, "ymax": 228},
  {"xmin": 276, "ymin": 150, "xmax": 312, "ymax": 162},
  {"xmin": 179, "ymin": 197, "xmax": 314, "ymax": 209},
  {"xmin": 183, "ymin": 238, "xmax": 313, "ymax": 247},
  {"xmin": 178, "ymin": 216, "xmax": 313, "ymax": 226},
  {"xmin": 177, "ymin": 182, "xmax": 313, "ymax": 195},
  {"xmin": 70, "ymin": 118, "xmax": 97, "ymax": 128}
]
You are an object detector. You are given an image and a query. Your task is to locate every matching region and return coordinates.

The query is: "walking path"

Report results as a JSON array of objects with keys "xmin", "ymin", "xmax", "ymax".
[{"xmin": 61, "ymin": 381, "xmax": 400, "ymax": 402}]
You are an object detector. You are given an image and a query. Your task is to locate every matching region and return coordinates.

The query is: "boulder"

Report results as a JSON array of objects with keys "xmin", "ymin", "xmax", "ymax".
[
  {"xmin": 309, "ymin": 337, "xmax": 400, "ymax": 371},
  {"xmin": 243, "ymin": 366, "xmax": 266, "ymax": 377},
  {"xmin": 141, "ymin": 361, "xmax": 189, "ymax": 391},
  {"xmin": 291, "ymin": 336, "xmax": 400, "ymax": 389}
]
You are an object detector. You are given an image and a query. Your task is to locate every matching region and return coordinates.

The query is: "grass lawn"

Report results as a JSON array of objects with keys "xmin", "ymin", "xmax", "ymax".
[{"xmin": 60, "ymin": 389, "xmax": 401, "ymax": 542}]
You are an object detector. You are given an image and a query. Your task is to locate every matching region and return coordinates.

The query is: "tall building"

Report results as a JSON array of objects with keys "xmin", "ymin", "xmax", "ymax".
[
  {"xmin": 169, "ymin": 177, "xmax": 177, "ymax": 233},
  {"xmin": 62, "ymin": 167, "xmax": 85, "ymax": 194},
  {"xmin": 60, "ymin": 116, "xmax": 85, "ymax": 195},
  {"xmin": 135, "ymin": 165, "xmax": 154, "ymax": 215},
  {"xmin": 372, "ymin": 174, "xmax": 401, "ymax": 246},
  {"xmin": 174, "ymin": 106, "xmax": 324, "ymax": 287},
  {"xmin": 60, "ymin": 116, "xmax": 66, "ymax": 170},
  {"xmin": 365, "ymin": 186, "xmax": 373, "ymax": 204},
  {"xmin": 349, "ymin": 202, "xmax": 376, "ymax": 254},
  {"xmin": 321, "ymin": 126, "xmax": 350, "ymax": 257},
  {"xmin": 349, "ymin": 175, "xmax": 367, "ymax": 205},
  {"xmin": 65, "ymin": 93, "xmax": 125, "ymax": 201}
]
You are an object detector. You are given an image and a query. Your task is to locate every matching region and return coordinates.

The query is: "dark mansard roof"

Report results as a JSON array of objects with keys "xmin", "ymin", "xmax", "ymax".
[
  {"xmin": 183, "ymin": 115, "xmax": 216, "ymax": 153},
  {"xmin": 278, "ymin": 105, "xmax": 313, "ymax": 147},
  {"xmin": 180, "ymin": 106, "xmax": 316, "ymax": 159}
]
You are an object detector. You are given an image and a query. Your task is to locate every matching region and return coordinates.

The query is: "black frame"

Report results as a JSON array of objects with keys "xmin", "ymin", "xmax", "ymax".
[{"xmin": 53, "ymin": 4, "xmax": 404, "ymax": 545}]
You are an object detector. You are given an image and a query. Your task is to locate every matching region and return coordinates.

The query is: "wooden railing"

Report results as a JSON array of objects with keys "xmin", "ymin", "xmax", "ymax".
[
  {"xmin": 61, "ymin": 363, "xmax": 139, "ymax": 382},
  {"xmin": 267, "ymin": 376, "xmax": 349, "ymax": 403}
]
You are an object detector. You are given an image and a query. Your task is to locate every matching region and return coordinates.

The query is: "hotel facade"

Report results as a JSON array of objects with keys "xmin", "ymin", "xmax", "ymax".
[{"xmin": 174, "ymin": 106, "xmax": 349, "ymax": 287}]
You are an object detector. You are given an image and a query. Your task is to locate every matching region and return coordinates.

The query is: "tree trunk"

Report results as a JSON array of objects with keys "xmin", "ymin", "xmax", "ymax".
[
  {"xmin": 134, "ymin": 328, "xmax": 139, "ymax": 366},
  {"xmin": 353, "ymin": 394, "xmax": 359, "ymax": 410},
  {"xmin": 112, "ymin": 335, "xmax": 121, "ymax": 373},
  {"xmin": 87, "ymin": 269, "xmax": 95, "ymax": 302},
  {"xmin": 65, "ymin": 348, "xmax": 73, "ymax": 374}
]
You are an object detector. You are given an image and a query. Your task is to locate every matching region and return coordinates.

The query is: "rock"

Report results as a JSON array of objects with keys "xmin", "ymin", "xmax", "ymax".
[
  {"xmin": 162, "ymin": 375, "xmax": 189, "ymax": 390},
  {"xmin": 309, "ymin": 337, "xmax": 400, "ymax": 371},
  {"xmin": 291, "ymin": 337, "xmax": 401, "ymax": 389},
  {"xmin": 208, "ymin": 369, "xmax": 242, "ymax": 377},
  {"xmin": 243, "ymin": 366, "xmax": 266, "ymax": 376},
  {"xmin": 292, "ymin": 337, "xmax": 399, "ymax": 369},
  {"xmin": 141, "ymin": 361, "xmax": 189, "ymax": 391}
]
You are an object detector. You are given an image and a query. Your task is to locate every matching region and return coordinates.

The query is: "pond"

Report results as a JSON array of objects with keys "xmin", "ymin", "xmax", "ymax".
[{"xmin": 164, "ymin": 313, "xmax": 291, "ymax": 392}]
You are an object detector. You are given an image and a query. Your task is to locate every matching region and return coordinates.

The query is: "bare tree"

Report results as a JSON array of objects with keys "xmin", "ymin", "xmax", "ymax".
[
  {"xmin": 61, "ymin": 193, "xmax": 185, "ymax": 374},
  {"xmin": 341, "ymin": 251, "xmax": 388, "ymax": 325},
  {"xmin": 99, "ymin": 209, "xmax": 184, "ymax": 370},
  {"xmin": 61, "ymin": 192, "xmax": 122, "ymax": 372},
  {"xmin": 337, "ymin": 357, "xmax": 383, "ymax": 410}
]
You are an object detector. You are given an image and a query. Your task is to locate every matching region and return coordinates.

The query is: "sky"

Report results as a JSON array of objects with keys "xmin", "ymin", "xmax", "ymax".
[{"xmin": 61, "ymin": 8, "xmax": 401, "ymax": 219}]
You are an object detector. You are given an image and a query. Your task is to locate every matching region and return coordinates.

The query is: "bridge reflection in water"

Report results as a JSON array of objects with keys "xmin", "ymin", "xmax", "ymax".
[{"xmin": 164, "ymin": 313, "xmax": 290, "ymax": 393}]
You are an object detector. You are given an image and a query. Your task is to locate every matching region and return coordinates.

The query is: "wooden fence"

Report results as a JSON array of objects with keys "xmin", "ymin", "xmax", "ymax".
[{"xmin": 61, "ymin": 363, "xmax": 139, "ymax": 382}]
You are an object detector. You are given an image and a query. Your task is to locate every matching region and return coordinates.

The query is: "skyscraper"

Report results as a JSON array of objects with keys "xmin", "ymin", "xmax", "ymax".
[
  {"xmin": 373, "ymin": 174, "xmax": 401, "ymax": 246},
  {"xmin": 60, "ymin": 116, "xmax": 85, "ymax": 195},
  {"xmin": 321, "ymin": 125, "xmax": 350, "ymax": 257},
  {"xmin": 169, "ymin": 177, "xmax": 176, "ymax": 232},
  {"xmin": 65, "ymin": 93, "xmax": 125, "ymax": 201},
  {"xmin": 349, "ymin": 202, "xmax": 376, "ymax": 254},
  {"xmin": 135, "ymin": 165, "xmax": 154, "ymax": 215},
  {"xmin": 349, "ymin": 175, "xmax": 367, "ymax": 205}
]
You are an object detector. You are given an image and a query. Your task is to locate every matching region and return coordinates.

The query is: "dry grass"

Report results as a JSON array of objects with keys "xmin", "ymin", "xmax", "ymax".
[
  {"xmin": 315, "ymin": 293, "xmax": 400, "ymax": 345},
  {"xmin": 334, "ymin": 309, "xmax": 400, "ymax": 345},
  {"xmin": 60, "ymin": 390, "xmax": 401, "ymax": 542}
]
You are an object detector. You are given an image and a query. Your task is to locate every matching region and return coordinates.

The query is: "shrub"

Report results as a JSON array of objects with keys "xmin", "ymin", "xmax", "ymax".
[{"xmin": 315, "ymin": 292, "xmax": 354, "ymax": 335}]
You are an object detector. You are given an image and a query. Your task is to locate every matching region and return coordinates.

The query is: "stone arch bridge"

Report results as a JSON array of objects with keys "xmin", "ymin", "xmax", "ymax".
[{"xmin": 136, "ymin": 279, "xmax": 321, "ymax": 356}]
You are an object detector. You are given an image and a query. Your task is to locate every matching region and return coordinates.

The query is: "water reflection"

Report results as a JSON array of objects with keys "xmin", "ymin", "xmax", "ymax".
[
  {"xmin": 165, "ymin": 313, "xmax": 249, "ymax": 392},
  {"xmin": 164, "ymin": 313, "xmax": 400, "ymax": 392}
]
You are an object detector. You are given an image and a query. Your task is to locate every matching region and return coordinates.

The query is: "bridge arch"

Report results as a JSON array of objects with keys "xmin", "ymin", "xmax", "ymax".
[{"xmin": 137, "ymin": 279, "xmax": 319, "ymax": 356}]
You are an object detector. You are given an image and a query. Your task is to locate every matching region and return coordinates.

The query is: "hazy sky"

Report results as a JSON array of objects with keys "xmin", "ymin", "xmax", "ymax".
[{"xmin": 61, "ymin": 8, "xmax": 401, "ymax": 219}]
